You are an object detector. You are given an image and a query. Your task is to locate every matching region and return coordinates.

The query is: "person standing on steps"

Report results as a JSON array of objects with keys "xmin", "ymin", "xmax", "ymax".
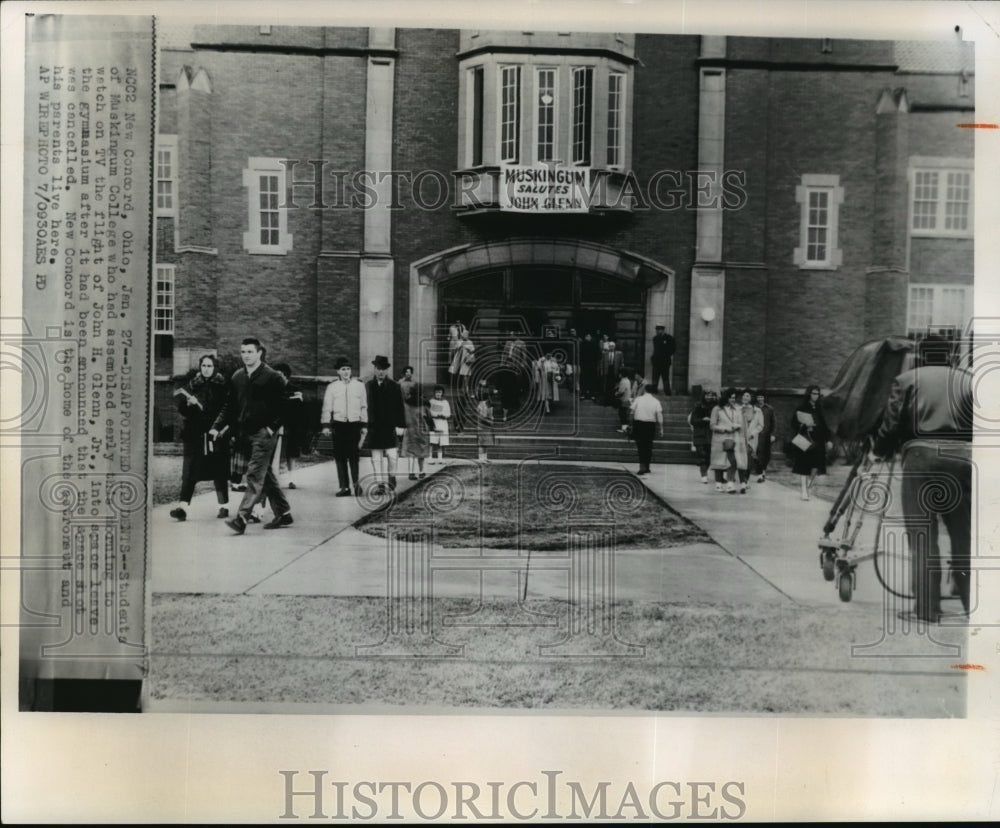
[
  {"xmin": 650, "ymin": 325, "xmax": 676, "ymax": 396},
  {"xmin": 321, "ymin": 356, "xmax": 368, "ymax": 498},
  {"xmin": 211, "ymin": 337, "xmax": 293, "ymax": 534}
]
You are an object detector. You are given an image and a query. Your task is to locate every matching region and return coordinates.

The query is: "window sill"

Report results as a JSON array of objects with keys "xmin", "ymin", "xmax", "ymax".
[{"xmin": 909, "ymin": 231, "xmax": 973, "ymax": 240}]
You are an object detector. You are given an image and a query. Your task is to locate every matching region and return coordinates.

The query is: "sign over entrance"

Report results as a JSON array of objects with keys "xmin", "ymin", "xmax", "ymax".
[{"xmin": 499, "ymin": 164, "xmax": 591, "ymax": 212}]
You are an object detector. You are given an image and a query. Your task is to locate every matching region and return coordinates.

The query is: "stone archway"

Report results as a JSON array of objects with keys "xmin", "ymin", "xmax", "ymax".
[{"xmin": 408, "ymin": 238, "xmax": 674, "ymax": 376}]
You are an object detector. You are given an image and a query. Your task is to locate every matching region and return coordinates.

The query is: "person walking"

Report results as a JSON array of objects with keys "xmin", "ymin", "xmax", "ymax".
[
  {"xmin": 630, "ymin": 384, "xmax": 664, "ymax": 475},
  {"xmin": 170, "ymin": 354, "xmax": 231, "ymax": 521},
  {"xmin": 687, "ymin": 388, "xmax": 717, "ymax": 484},
  {"xmin": 650, "ymin": 324, "xmax": 676, "ymax": 395},
  {"xmin": 271, "ymin": 362, "xmax": 306, "ymax": 490},
  {"xmin": 710, "ymin": 387, "xmax": 747, "ymax": 494},
  {"xmin": 790, "ymin": 384, "xmax": 833, "ymax": 500},
  {"xmin": 753, "ymin": 389, "xmax": 777, "ymax": 482},
  {"xmin": 738, "ymin": 388, "xmax": 764, "ymax": 493},
  {"xmin": 399, "ymin": 365, "xmax": 430, "ymax": 480},
  {"xmin": 365, "ymin": 355, "xmax": 407, "ymax": 494},
  {"xmin": 871, "ymin": 340, "xmax": 973, "ymax": 622},
  {"xmin": 320, "ymin": 356, "xmax": 368, "ymax": 497},
  {"xmin": 211, "ymin": 337, "xmax": 293, "ymax": 534}
]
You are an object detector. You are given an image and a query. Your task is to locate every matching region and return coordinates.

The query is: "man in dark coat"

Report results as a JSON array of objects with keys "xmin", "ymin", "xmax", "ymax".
[
  {"xmin": 211, "ymin": 337, "xmax": 292, "ymax": 534},
  {"xmin": 365, "ymin": 355, "xmax": 407, "ymax": 493},
  {"xmin": 579, "ymin": 332, "xmax": 601, "ymax": 400},
  {"xmin": 650, "ymin": 324, "xmax": 676, "ymax": 395},
  {"xmin": 872, "ymin": 341, "xmax": 973, "ymax": 623}
]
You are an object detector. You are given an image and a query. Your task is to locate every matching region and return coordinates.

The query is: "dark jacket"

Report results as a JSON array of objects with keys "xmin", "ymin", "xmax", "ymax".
[
  {"xmin": 687, "ymin": 400, "xmax": 714, "ymax": 445},
  {"xmin": 652, "ymin": 332, "xmax": 676, "ymax": 364},
  {"xmin": 176, "ymin": 373, "xmax": 229, "ymax": 448},
  {"xmin": 213, "ymin": 363, "xmax": 288, "ymax": 436},
  {"xmin": 365, "ymin": 377, "xmax": 406, "ymax": 449},
  {"xmin": 873, "ymin": 366, "xmax": 973, "ymax": 457}
]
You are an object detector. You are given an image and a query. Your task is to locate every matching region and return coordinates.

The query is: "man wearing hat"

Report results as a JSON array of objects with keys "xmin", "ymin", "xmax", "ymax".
[
  {"xmin": 365, "ymin": 355, "xmax": 407, "ymax": 493},
  {"xmin": 321, "ymin": 357, "xmax": 368, "ymax": 497},
  {"xmin": 650, "ymin": 324, "xmax": 676, "ymax": 396}
]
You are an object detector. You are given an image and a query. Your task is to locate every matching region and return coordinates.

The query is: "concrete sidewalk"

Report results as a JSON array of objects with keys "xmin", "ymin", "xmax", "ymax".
[{"xmin": 150, "ymin": 456, "xmax": 894, "ymax": 612}]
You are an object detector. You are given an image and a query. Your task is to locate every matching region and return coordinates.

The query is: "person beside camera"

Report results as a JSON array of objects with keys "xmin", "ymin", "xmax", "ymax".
[{"xmin": 870, "ymin": 340, "xmax": 973, "ymax": 623}]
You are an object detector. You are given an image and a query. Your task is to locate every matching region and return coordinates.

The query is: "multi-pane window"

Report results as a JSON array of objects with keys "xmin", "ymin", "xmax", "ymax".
[
  {"xmin": 536, "ymin": 68, "xmax": 556, "ymax": 162},
  {"xmin": 258, "ymin": 174, "xmax": 280, "ymax": 246},
  {"xmin": 154, "ymin": 265, "xmax": 175, "ymax": 334},
  {"xmin": 242, "ymin": 158, "xmax": 293, "ymax": 254},
  {"xmin": 460, "ymin": 58, "xmax": 631, "ymax": 171},
  {"xmin": 500, "ymin": 66, "xmax": 521, "ymax": 163},
  {"xmin": 571, "ymin": 67, "xmax": 593, "ymax": 165},
  {"xmin": 155, "ymin": 136, "xmax": 176, "ymax": 217},
  {"xmin": 806, "ymin": 190, "xmax": 829, "ymax": 263},
  {"xmin": 907, "ymin": 285, "xmax": 971, "ymax": 334},
  {"xmin": 606, "ymin": 72, "xmax": 624, "ymax": 167},
  {"xmin": 911, "ymin": 165, "xmax": 973, "ymax": 236},
  {"xmin": 794, "ymin": 174, "xmax": 843, "ymax": 269}
]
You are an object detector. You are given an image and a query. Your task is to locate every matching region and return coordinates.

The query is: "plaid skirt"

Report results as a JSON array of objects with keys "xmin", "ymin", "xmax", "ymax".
[{"xmin": 230, "ymin": 434, "xmax": 251, "ymax": 481}]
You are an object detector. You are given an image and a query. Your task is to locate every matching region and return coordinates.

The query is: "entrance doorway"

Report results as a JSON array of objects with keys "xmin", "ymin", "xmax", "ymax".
[{"xmin": 440, "ymin": 265, "xmax": 647, "ymax": 372}]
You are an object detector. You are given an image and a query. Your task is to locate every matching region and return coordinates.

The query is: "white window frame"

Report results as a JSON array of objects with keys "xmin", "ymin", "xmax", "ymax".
[
  {"xmin": 794, "ymin": 174, "xmax": 844, "ymax": 269},
  {"xmin": 155, "ymin": 135, "xmax": 177, "ymax": 218},
  {"xmin": 154, "ymin": 264, "xmax": 175, "ymax": 335},
  {"xmin": 906, "ymin": 283, "xmax": 972, "ymax": 336},
  {"xmin": 571, "ymin": 66, "xmax": 594, "ymax": 166},
  {"xmin": 606, "ymin": 71, "xmax": 625, "ymax": 168},
  {"xmin": 499, "ymin": 66, "xmax": 521, "ymax": 164},
  {"xmin": 535, "ymin": 67, "xmax": 557, "ymax": 163},
  {"xmin": 459, "ymin": 57, "xmax": 631, "ymax": 172},
  {"xmin": 242, "ymin": 157, "xmax": 293, "ymax": 255},
  {"xmin": 909, "ymin": 157, "xmax": 973, "ymax": 238},
  {"xmin": 466, "ymin": 65, "xmax": 485, "ymax": 167}
]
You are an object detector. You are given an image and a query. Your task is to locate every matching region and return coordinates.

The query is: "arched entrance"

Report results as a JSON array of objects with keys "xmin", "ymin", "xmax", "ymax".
[{"xmin": 409, "ymin": 238, "xmax": 675, "ymax": 383}]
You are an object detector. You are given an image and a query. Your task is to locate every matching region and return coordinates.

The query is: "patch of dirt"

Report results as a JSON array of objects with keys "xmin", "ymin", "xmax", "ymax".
[{"xmin": 354, "ymin": 463, "xmax": 712, "ymax": 551}]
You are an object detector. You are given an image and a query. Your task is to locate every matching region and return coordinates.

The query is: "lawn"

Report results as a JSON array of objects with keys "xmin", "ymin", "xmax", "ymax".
[
  {"xmin": 150, "ymin": 593, "xmax": 967, "ymax": 715},
  {"xmin": 354, "ymin": 463, "xmax": 711, "ymax": 550}
]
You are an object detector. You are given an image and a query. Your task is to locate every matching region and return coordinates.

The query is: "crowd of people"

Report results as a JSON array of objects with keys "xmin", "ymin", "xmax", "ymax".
[
  {"xmin": 169, "ymin": 325, "xmax": 833, "ymax": 536},
  {"xmin": 687, "ymin": 386, "xmax": 830, "ymax": 498},
  {"xmin": 169, "ymin": 338, "xmax": 467, "ymax": 533}
]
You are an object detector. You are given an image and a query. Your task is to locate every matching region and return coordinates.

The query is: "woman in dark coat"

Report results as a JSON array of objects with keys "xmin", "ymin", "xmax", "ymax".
[
  {"xmin": 170, "ymin": 354, "xmax": 231, "ymax": 520},
  {"xmin": 272, "ymin": 362, "xmax": 306, "ymax": 489},
  {"xmin": 790, "ymin": 384, "xmax": 833, "ymax": 500},
  {"xmin": 687, "ymin": 388, "xmax": 717, "ymax": 484},
  {"xmin": 398, "ymin": 365, "xmax": 430, "ymax": 479}
]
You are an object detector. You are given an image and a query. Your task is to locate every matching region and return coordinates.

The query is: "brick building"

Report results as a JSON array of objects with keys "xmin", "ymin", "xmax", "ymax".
[{"xmin": 152, "ymin": 25, "xmax": 974, "ymax": 439}]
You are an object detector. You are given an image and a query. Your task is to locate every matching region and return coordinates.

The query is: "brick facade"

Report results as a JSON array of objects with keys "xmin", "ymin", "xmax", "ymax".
[{"xmin": 153, "ymin": 27, "xmax": 974, "ymax": 439}]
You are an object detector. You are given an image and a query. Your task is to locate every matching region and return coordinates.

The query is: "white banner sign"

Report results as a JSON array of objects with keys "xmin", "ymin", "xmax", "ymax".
[{"xmin": 499, "ymin": 164, "xmax": 591, "ymax": 212}]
